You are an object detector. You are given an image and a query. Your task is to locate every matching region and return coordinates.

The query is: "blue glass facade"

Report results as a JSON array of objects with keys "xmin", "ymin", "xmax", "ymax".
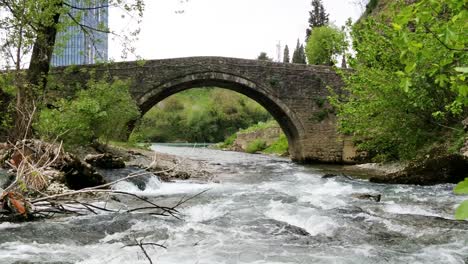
[{"xmin": 52, "ymin": 0, "xmax": 108, "ymax": 66}]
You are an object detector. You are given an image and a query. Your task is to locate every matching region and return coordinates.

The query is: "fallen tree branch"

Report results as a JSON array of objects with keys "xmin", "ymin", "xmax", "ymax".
[{"xmin": 123, "ymin": 236, "xmax": 167, "ymax": 264}]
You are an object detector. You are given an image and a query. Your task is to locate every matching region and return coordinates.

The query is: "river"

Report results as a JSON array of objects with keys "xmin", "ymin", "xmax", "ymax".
[{"xmin": 1, "ymin": 146, "xmax": 467, "ymax": 263}]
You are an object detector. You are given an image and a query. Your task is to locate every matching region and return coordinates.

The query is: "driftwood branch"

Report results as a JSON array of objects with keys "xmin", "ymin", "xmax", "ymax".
[{"xmin": 123, "ymin": 236, "xmax": 167, "ymax": 264}]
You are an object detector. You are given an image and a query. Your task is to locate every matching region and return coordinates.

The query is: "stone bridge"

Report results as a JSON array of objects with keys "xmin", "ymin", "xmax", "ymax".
[{"xmin": 50, "ymin": 56, "xmax": 356, "ymax": 163}]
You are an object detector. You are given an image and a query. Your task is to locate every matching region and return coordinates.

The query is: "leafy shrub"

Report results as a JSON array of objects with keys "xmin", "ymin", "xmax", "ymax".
[
  {"xmin": 454, "ymin": 179, "xmax": 468, "ymax": 220},
  {"xmin": 218, "ymin": 134, "xmax": 237, "ymax": 149},
  {"xmin": 264, "ymin": 133, "xmax": 289, "ymax": 155},
  {"xmin": 35, "ymin": 80, "xmax": 139, "ymax": 146},
  {"xmin": 238, "ymin": 120, "xmax": 278, "ymax": 134},
  {"xmin": 305, "ymin": 25, "xmax": 346, "ymax": 66},
  {"xmin": 331, "ymin": 0, "xmax": 467, "ymax": 161},
  {"xmin": 246, "ymin": 139, "xmax": 267, "ymax": 154}
]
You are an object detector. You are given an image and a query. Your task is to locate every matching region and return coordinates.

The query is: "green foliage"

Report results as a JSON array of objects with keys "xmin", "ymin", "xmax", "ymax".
[
  {"xmin": 131, "ymin": 88, "xmax": 271, "ymax": 143},
  {"xmin": 239, "ymin": 120, "xmax": 278, "ymax": 134},
  {"xmin": 455, "ymin": 201, "xmax": 468, "ymax": 220},
  {"xmin": 364, "ymin": 0, "xmax": 379, "ymax": 15},
  {"xmin": 257, "ymin": 52, "xmax": 273, "ymax": 61},
  {"xmin": 305, "ymin": 26, "xmax": 346, "ymax": 66},
  {"xmin": 218, "ymin": 133, "xmax": 237, "ymax": 149},
  {"xmin": 246, "ymin": 139, "xmax": 267, "ymax": 154},
  {"xmin": 455, "ymin": 178, "xmax": 468, "ymax": 220},
  {"xmin": 264, "ymin": 134, "xmax": 289, "ymax": 155},
  {"xmin": 283, "ymin": 45, "xmax": 290, "ymax": 63},
  {"xmin": 35, "ymin": 80, "xmax": 139, "ymax": 146},
  {"xmin": 292, "ymin": 39, "xmax": 307, "ymax": 64},
  {"xmin": 331, "ymin": 0, "xmax": 468, "ymax": 161},
  {"xmin": 0, "ymin": 74, "xmax": 16, "ymax": 96},
  {"xmin": 306, "ymin": 0, "xmax": 329, "ymax": 39},
  {"xmin": 314, "ymin": 98, "xmax": 326, "ymax": 108},
  {"xmin": 454, "ymin": 178, "xmax": 468, "ymax": 195},
  {"xmin": 312, "ymin": 109, "xmax": 329, "ymax": 122},
  {"xmin": 448, "ymin": 129, "xmax": 466, "ymax": 154}
]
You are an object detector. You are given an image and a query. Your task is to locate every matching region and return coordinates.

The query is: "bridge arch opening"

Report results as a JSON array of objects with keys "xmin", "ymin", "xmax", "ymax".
[{"xmin": 133, "ymin": 72, "xmax": 305, "ymax": 159}]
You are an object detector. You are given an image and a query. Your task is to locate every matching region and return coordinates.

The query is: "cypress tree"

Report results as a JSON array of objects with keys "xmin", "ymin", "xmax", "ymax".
[
  {"xmin": 292, "ymin": 40, "xmax": 307, "ymax": 64},
  {"xmin": 299, "ymin": 44, "xmax": 307, "ymax": 64},
  {"xmin": 306, "ymin": 0, "xmax": 329, "ymax": 40},
  {"xmin": 283, "ymin": 45, "xmax": 290, "ymax": 63}
]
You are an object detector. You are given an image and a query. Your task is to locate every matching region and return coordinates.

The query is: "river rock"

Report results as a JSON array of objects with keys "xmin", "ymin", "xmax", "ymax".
[
  {"xmin": 0, "ymin": 168, "xmax": 14, "ymax": 189},
  {"xmin": 351, "ymin": 193, "xmax": 381, "ymax": 202},
  {"xmin": 0, "ymin": 143, "xmax": 10, "ymax": 167},
  {"xmin": 58, "ymin": 154, "xmax": 106, "ymax": 190},
  {"xmin": 85, "ymin": 153, "xmax": 125, "ymax": 169},
  {"xmin": 462, "ymin": 117, "xmax": 468, "ymax": 132},
  {"xmin": 460, "ymin": 137, "xmax": 468, "ymax": 158},
  {"xmin": 369, "ymin": 154, "xmax": 468, "ymax": 185}
]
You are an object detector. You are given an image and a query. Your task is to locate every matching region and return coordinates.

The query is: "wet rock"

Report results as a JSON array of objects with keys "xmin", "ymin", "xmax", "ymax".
[
  {"xmin": 283, "ymin": 224, "xmax": 310, "ymax": 236},
  {"xmin": 0, "ymin": 142, "xmax": 11, "ymax": 167},
  {"xmin": 126, "ymin": 149, "xmax": 213, "ymax": 182},
  {"xmin": 351, "ymin": 193, "xmax": 381, "ymax": 202},
  {"xmin": 84, "ymin": 153, "xmax": 125, "ymax": 169},
  {"xmin": 57, "ymin": 154, "xmax": 106, "ymax": 190},
  {"xmin": 46, "ymin": 182, "xmax": 70, "ymax": 195},
  {"xmin": 322, "ymin": 173, "xmax": 338, "ymax": 179},
  {"xmin": 370, "ymin": 154, "xmax": 468, "ymax": 185},
  {"xmin": 0, "ymin": 168, "xmax": 14, "ymax": 189},
  {"xmin": 460, "ymin": 138, "xmax": 468, "ymax": 158},
  {"xmin": 462, "ymin": 117, "xmax": 468, "ymax": 132}
]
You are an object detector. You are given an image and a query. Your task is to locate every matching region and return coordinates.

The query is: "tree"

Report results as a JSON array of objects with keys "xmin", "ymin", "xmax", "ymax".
[
  {"xmin": 257, "ymin": 52, "xmax": 272, "ymax": 61},
  {"xmin": 292, "ymin": 39, "xmax": 306, "ymax": 64},
  {"xmin": 35, "ymin": 80, "xmax": 140, "ymax": 146},
  {"xmin": 306, "ymin": 0, "xmax": 329, "ymax": 40},
  {"xmin": 0, "ymin": 0, "xmax": 144, "ymax": 140},
  {"xmin": 330, "ymin": 0, "xmax": 467, "ymax": 162},
  {"xmin": 283, "ymin": 45, "xmax": 290, "ymax": 63},
  {"xmin": 305, "ymin": 26, "xmax": 346, "ymax": 66}
]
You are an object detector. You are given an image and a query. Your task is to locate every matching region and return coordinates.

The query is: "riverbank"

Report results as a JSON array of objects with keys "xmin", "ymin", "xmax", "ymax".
[{"xmin": 216, "ymin": 120, "xmax": 289, "ymax": 156}]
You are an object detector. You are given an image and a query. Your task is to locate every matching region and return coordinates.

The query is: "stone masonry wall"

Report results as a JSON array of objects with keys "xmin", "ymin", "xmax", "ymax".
[{"xmin": 49, "ymin": 57, "xmax": 350, "ymax": 163}]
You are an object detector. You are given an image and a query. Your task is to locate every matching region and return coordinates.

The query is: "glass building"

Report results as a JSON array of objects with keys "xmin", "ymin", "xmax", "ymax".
[{"xmin": 52, "ymin": 0, "xmax": 109, "ymax": 66}]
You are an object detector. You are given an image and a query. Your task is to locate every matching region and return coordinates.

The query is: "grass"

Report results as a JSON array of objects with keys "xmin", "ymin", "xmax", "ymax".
[
  {"xmin": 238, "ymin": 120, "xmax": 278, "ymax": 134},
  {"xmin": 108, "ymin": 141, "xmax": 151, "ymax": 151},
  {"xmin": 246, "ymin": 140, "xmax": 267, "ymax": 154},
  {"xmin": 263, "ymin": 133, "xmax": 289, "ymax": 155}
]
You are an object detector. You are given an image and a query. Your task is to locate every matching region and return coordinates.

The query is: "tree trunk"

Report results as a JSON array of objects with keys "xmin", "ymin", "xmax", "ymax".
[{"xmin": 10, "ymin": 5, "xmax": 62, "ymax": 141}]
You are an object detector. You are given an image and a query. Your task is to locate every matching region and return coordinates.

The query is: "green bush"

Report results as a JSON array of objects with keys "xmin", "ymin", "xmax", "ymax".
[
  {"xmin": 305, "ymin": 25, "xmax": 346, "ymax": 66},
  {"xmin": 331, "ymin": 0, "xmax": 467, "ymax": 161},
  {"xmin": 246, "ymin": 139, "xmax": 267, "ymax": 154},
  {"xmin": 218, "ymin": 133, "xmax": 237, "ymax": 149},
  {"xmin": 35, "ymin": 79, "xmax": 139, "ymax": 146},
  {"xmin": 264, "ymin": 133, "xmax": 289, "ymax": 155}
]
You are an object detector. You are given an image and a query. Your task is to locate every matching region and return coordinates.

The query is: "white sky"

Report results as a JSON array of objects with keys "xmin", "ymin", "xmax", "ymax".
[{"xmin": 109, "ymin": 0, "xmax": 364, "ymax": 61}]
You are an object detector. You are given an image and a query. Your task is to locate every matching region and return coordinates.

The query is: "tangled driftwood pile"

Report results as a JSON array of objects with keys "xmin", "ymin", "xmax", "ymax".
[{"xmin": 0, "ymin": 140, "xmax": 192, "ymax": 222}]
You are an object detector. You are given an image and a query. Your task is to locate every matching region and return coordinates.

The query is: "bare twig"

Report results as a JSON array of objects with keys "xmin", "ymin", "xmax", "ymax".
[{"xmin": 122, "ymin": 236, "xmax": 167, "ymax": 264}]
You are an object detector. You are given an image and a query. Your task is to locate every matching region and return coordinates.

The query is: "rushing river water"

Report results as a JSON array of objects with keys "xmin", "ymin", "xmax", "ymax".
[{"xmin": 1, "ymin": 146, "xmax": 468, "ymax": 264}]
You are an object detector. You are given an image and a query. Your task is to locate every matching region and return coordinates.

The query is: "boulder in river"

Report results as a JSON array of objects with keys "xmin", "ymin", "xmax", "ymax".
[
  {"xmin": 369, "ymin": 154, "xmax": 468, "ymax": 185},
  {"xmin": 84, "ymin": 153, "xmax": 125, "ymax": 169},
  {"xmin": 58, "ymin": 153, "xmax": 106, "ymax": 190},
  {"xmin": 351, "ymin": 193, "xmax": 381, "ymax": 202}
]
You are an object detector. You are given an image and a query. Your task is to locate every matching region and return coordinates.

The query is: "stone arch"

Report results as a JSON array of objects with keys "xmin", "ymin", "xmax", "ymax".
[{"xmin": 136, "ymin": 71, "xmax": 306, "ymax": 159}]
